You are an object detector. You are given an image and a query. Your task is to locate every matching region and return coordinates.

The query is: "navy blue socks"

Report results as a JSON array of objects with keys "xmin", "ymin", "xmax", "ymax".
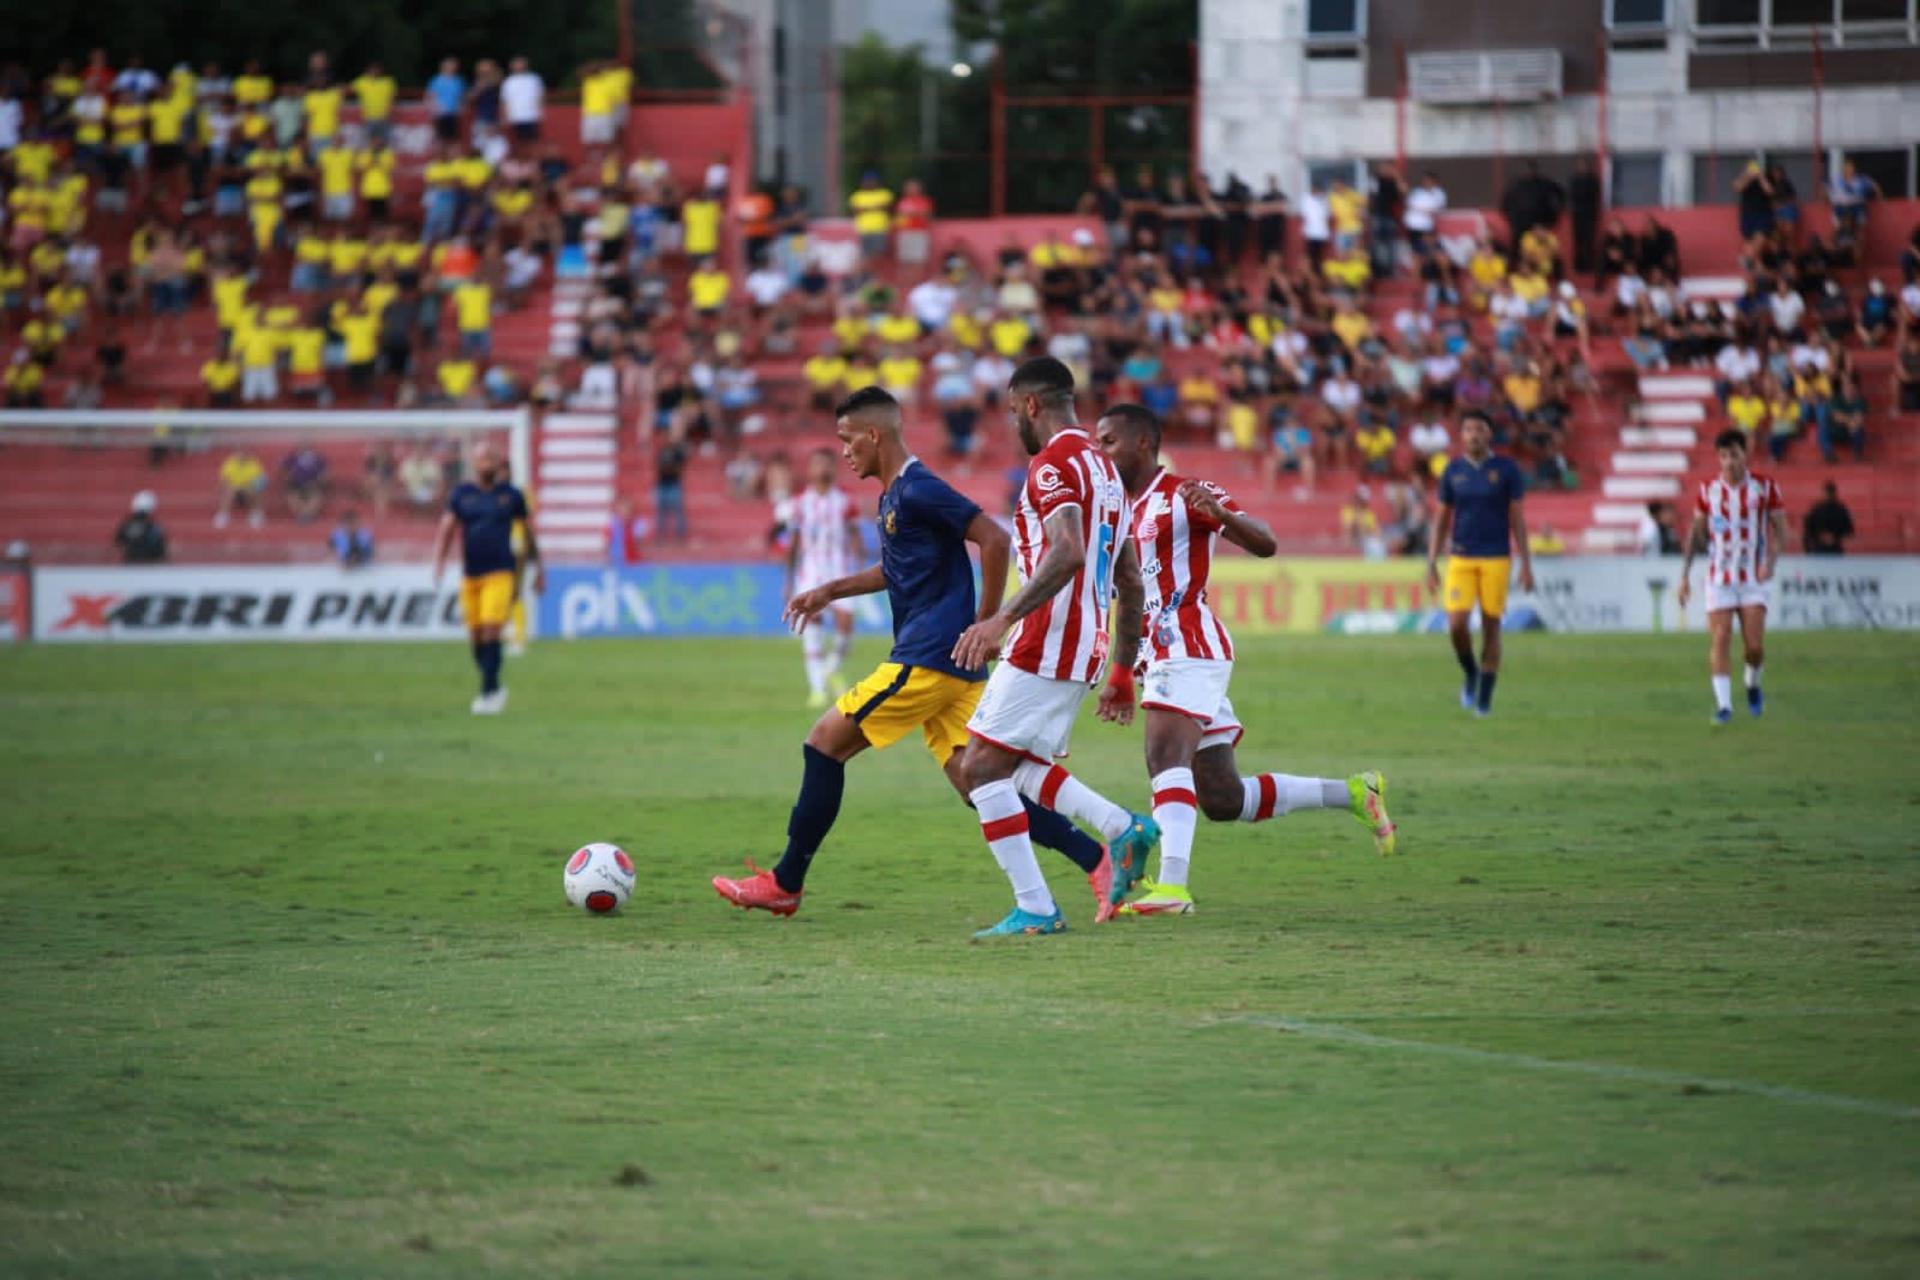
[{"xmin": 774, "ymin": 744, "xmax": 845, "ymax": 892}]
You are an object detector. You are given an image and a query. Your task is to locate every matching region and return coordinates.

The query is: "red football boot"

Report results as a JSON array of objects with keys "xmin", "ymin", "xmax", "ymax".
[{"xmin": 712, "ymin": 860, "xmax": 802, "ymax": 917}]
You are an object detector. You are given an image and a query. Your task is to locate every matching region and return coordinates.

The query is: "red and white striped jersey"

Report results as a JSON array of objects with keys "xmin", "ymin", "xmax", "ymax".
[
  {"xmin": 790, "ymin": 486, "xmax": 857, "ymax": 589},
  {"xmin": 1128, "ymin": 469, "xmax": 1241, "ymax": 663},
  {"xmin": 1695, "ymin": 470, "xmax": 1785, "ymax": 587},
  {"xmin": 1004, "ymin": 427, "xmax": 1130, "ymax": 682}
]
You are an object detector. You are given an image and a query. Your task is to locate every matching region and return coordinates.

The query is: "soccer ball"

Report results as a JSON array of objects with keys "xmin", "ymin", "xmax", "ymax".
[{"xmin": 564, "ymin": 843, "xmax": 636, "ymax": 914}]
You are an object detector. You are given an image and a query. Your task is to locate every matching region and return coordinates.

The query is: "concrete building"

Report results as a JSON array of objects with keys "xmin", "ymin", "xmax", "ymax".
[
  {"xmin": 1200, "ymin": 0, "xmax": 1920, "ymax": 207},
  {"xmin": 711, "ymin": 0, "xmax": 951, "ymax": 211}
]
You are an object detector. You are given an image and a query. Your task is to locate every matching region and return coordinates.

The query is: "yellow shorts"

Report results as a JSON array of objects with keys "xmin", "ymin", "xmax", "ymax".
[
  {"xmin": 836, "ymin": 662, "xmax": 983, "ymax": 763},
  {"xmin": 459, "ymin": 570, "xmax": 516, "ymax": 628},
  {"xmin": 1443, "ymin": 556, "xmax": 1511, "ymax": 619}
]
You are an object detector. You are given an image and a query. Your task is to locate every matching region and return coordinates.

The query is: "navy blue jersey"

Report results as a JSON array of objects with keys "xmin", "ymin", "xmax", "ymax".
[
  {"xmin": 1437, "ymin": 454, "xmax": 1525, "ymax": 558},
  {"xmin": 877, "ymin": 459, "xmax": 984, "ymax": 681},
  {"xmin": 448, "ymin": 480, "xmax": 529, "ymax": 577}
]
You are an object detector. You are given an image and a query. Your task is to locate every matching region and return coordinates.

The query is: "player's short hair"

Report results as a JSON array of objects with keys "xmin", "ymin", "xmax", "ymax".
[
  {"xmin": 1714, "ymin": 428, "xmax": 1748, "ymax": 452},
  {"xmin": 1101, "ymin": 402, "xmax": 1162, "ymax": 452},
  {"xmin": 834, "ymin": 385, "xmax": 899, "ymax": 420},
  {"xmin": 1008, "ymin": 356, "xmax": 1076, "ymax": 407},
  {"xmin": 1458, "ymin": 409, "xmax": 1493, "ymax": 431}
]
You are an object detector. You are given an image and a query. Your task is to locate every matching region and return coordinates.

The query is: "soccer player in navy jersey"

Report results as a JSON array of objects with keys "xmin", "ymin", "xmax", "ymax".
[
  {"xmin": 712, "ymin": 387, "xmax": 1120, "ymax": 918},
  {"xmin": 1426, "ymin": 411, "xmax": 1535, "ymax": 717},
  {"xmin": 432, "ymin": 441, "xmax": 543, "ymax": 714}
]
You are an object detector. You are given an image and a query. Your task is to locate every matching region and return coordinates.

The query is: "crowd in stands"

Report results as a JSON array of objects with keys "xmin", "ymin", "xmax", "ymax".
[{"xmin": 5, "ymin": 48, "xmax": 1916, "ymax": 555}]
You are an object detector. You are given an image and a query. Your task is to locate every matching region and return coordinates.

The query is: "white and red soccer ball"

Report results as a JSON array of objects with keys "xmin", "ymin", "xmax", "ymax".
[{"xmin": 564, "ymin": 843, "xmax": 635, "ymax": 914}]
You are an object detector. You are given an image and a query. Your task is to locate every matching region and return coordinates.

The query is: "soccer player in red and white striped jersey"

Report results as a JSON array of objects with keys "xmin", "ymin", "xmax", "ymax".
[
  {"xmin": 785, "ymin": 448, "xmax": 863, "ymax": 707},
  {"xmin": 1097, "ymin": 405, "xmax": 1395, "ymax": 915},
  {"xmin": 1678, "ymin": 429, "xmax": 1789, "ymax": 723},
  {"xmin": 950, "ymin": 357, "xmax": 1161, "ymax": 937}
]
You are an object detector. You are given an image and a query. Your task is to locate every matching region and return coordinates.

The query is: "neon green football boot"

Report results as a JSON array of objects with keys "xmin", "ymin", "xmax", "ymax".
[{"xmin": 1348, "ymin": 770, "xmax": 1397, "ymax": 856}]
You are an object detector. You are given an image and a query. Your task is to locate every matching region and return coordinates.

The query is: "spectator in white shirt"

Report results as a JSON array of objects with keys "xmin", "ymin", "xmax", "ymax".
[
  {"xmin": 971, "ymin": 352, "xmax": 1014, "ymax": 406},
  {"xmin": 1409, "ymin": 417, "xmax": 1450, "ymax": 468},
  {"xmin": 1788, "ymin": 339, "xmax": 1829, "ymax": 374},
  {"xmin": 704, "ymin": 155, "xmax": 730, "ymax": 196},
  {"xmin": 745, "ymin": 264, "xmax": 788, "ymax": 312},
  {"xmin": 907, "ymin": 275, "xmax": 958, "ymax": 331},
  {"xmin": 1614, "ymin": 264, "xmax": 1647, "ymax": 315},
  {"xmin": 1768, "ymin": 278, "xmax": 1806, "ymax": 337},
  {"xmin": 112, "ymin": 59, "xmax": 160, "ymax": 101},
  {"xmin": 1403, "ymin": 172, "xmax": 1446, "ymax": 256},
  {"xmin": 501, "ymin": 57, "xmax": 545, "ymax": 143},
  {"xmin": 1299, "ymin": 184, "xmax": 1331, "ymax": 271}
]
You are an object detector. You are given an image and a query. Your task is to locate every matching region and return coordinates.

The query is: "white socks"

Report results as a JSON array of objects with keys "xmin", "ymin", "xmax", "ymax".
[
  {"xmin": 1012, "ymin": 760, "xmax": 1132, "ymax": 842},
  {"xmin": 1240, "ymin": 774, "xmax": 1346, "ymax": 823},
  {"xmin": 1150, "ymin": 767, "xmax": 1198, "ymax": 888},
  {"xmin": 1744, "ymin": 663, "xmax": 1762, "ymax": 690},
  {"xmin": 970, "ymin": 780, "xmax": 1055, "ymax": 916},
  {"xmin": 801, "ymin": 627, "xmax": 847, "ymax": 698},
  {"xmin": 1712, "ymin": 674, "xmax": 1733, "ymax": 712}
]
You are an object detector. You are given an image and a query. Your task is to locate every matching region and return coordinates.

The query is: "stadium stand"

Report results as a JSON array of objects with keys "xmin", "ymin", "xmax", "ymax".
[{"xmin": 3, "ymin": 55, "xmax": 1916, "ymax": 566}]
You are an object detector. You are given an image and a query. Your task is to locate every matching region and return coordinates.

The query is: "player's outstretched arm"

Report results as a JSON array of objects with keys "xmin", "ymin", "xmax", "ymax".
[
  {"xmin": 784, "ymin": 565, "xmax": 886, "ymax": 632},
  {"xmin": 951, "ymin": 506, "xmax": 1084, "ymax": 670},
  {"xmin": 1182, "ymin": 481, "xmax": 1278, "ymax": 558},
  {"xmin": 430, "ymin": 512, "xmax": 459, "ymax": 585},
  {"xmin": 964, "ymin": 512, "xmax": 1012, "ymax": 621}
]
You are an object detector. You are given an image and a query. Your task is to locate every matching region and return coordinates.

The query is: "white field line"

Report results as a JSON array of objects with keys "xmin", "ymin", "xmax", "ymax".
[{"xmin": 1228, "ymin": 1014, "xmax": 1920, "ymax": 1120}]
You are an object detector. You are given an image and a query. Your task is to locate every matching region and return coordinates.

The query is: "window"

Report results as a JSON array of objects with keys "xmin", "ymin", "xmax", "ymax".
[
  {"xmin": 1770, "ymin": 0, "xmax": 1833, "ymax": 24},
  {"xmin": 1607, "ymin": 0, "xmax": 1669, "ymax": 26},
  {"xmin": 1696, "ymin": 0, "xmax": 1762, "ymax": 23},
  {"xmin": 1306, "ymin": 0, "xmax": 1366, "ymax": 40},
  {"xmin": 1305, "ymin": 159, "xmax": 1367, "ymax": 195},
  {"xmin": 1842, "ymin": 0, "xmax": 1911, "ymax": 22},
  {"xmin": 1690, "ymin": 152, "xmax": 1750, "ymax": 205},
  {"xmin": 1610, "ymin": 153, "xmax": 1665, "ymax": 207}
]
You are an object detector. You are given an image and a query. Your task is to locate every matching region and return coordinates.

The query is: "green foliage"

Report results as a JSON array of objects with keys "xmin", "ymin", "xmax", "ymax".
[
  {"xmin": 838, "ymin": 32, "xmax": 929, "ymax": 202},
  {"xmin": 16, "ymin": 0, "xmax": 623, "ymax": 86},
  {"xmin": 952, "ymin": 0, "xmax": 1198, "ymax": 90},
  {"xmin": 1, "ymin": 633, "xmax": 1916, "ymax": 1276}
]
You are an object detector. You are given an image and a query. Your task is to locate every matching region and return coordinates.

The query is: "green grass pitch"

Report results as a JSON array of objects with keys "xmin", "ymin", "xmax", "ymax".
[{"xmin": 2, "ymin": 632, "xmax": 1917, "ymax": 1279}]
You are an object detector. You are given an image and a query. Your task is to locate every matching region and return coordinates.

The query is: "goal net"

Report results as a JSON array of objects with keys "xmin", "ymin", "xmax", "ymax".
[{"xmin": 0, "ymin": 408, "xmax": 531, "ymax": 566}]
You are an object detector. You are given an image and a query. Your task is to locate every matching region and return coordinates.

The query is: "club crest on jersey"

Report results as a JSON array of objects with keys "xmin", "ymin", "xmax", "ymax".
[
  {"xmin": 1710, "ymin": 516, "xmax": 1732, "ymax": 535},
  {"xmin": 1140, "ymin": 493, "xmax": 1172, "ymax": 524},
  {"xmin": 883, "ymin": 509, "xmax": 897, "ymax": 537},
  {"xmin": 1035, "ymin": 464, "xmax": 1065, "ymax": 492}
]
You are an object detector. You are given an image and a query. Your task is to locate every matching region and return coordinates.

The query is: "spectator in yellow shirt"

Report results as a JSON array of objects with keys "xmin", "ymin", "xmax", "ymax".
[
  {"xmin": 878, "ymin": 348, "xmax": 924, "ymax": 403},
  {"xmin": 1322, "ymin": 246, "xmax": 1372, "ymax": 294},
  {"xmin": 1331, "ymin": 302, "xmax": 1374, "ymax": 354},
  {"xmin": 436, "ymin": 357, "xmax": 480, "ymax": 406},
  {"xmin": 201, "ymin": 351, "xmax": 240, "ymax": 408},
  {"xmin": 304, "ymin": 82, "xmax": 343, "ymax": 145},
  {"xmin": 579, "ymin": 62, "xmax": 618, "ymax": 147},
  {"xmin": 286, "ymin": 327, "xmax": 327, "ymax": 401},
  {"xmin": 317, "ymin": 138, "xmax": 356, "ymax": 221},
  {"xmin": 849, "ymin": 172, "xmax": 894, "ymax": 261},
  {"xmin": 337, "ymin": 306, "xmax": 381, "ymax": 397},
  {"xmin": 453, "ymin": 280, "xmax": 493, "ymax": 358},
  {"xmin": 4, "ymin": 356, "xmax": 46, "ymax": 407},
  {"xmin": 357, "ymin": 146, "xmax": 396, "ymax": 221},
  {"xmin": 351, "ymin": 64, "xmax": 397, "ymax": 144},
  {"xmin": 688, "ymin": 259, "xmax": 730, "ymax": 317},
  {"xmin": 237, "ymin": 323, "xmax": 281, "ymax": 403},
  {"xmin": 234, "ymin": 61, "xmax": 273, "ymax": 108},
  {"xmin": 1355, "ymin": 419, "xmax": 1397, "ymax": 475},
  {"xmin": 803, "ymin": 342, "xmax": 849, "ymax": 411},
  {"xmin": 1328, "ymin": 180, "xmax": 1365, "ymax": 254},
  {"xmin": 988, "ymin": 314, "xmax": 1032, "ymax": 360},
  {"xmin": 1725, "ymin": 381, "xmax": 1767, "ymax": 439},
  {"xmin": 874, "ymin": 307, "xmax": 920, "ymax": 347},
  {"xmin": 216, "ymin": 447, "xmax": 268, "ymax": 528},
  {"xmin": 1468, "ymin": 241, "xmax": 1508, "ymax": 309},
  {"xmin": 683, "ymin": 192, "xmax": 722, "ymax": 259}
]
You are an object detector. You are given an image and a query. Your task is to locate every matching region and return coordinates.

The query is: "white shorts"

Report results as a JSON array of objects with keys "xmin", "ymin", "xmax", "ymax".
[
  {"xmin": 581, "ymin": 113, "xmax": 614, "ymax": 145},
  {"xmin": 1141, "ymin": 657, "xmax": 1245, "ymax": 751},
  {"xmin": 1705, "ymin": 580, "xmax": 1772, "ymax": 614},
  {"xmin": 967, "ymin": 663, "xmax": 1091, "ymax": 761}
]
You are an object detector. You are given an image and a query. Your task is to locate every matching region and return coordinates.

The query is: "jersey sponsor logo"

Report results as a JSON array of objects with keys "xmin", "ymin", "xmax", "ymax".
[{"xmin": 1035, "ymin": 463, "xmax": 1065, "ymax": 493}]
